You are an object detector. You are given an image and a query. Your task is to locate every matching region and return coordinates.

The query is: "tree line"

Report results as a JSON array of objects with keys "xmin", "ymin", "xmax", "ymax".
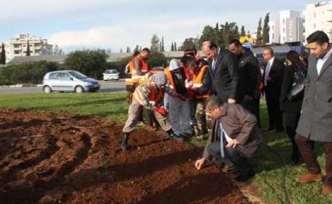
[
  {"xmin": 0, "ymin": 49, "xmax": 168, "ymax": 85},
  {"xmin": 119, "ymin": 13, "xmax": 270, "ymax": 52}
]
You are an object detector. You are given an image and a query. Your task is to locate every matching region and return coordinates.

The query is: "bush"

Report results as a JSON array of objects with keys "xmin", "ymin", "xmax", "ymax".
[{"xmin": 0, "ymin": 61, "xmax": 59, "ymax": 85}]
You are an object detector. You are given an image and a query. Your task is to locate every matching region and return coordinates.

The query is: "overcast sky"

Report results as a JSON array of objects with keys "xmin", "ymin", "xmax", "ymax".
[{"xmin": 0, "ymin": 0, "xmax": 316, "ymax": 52}]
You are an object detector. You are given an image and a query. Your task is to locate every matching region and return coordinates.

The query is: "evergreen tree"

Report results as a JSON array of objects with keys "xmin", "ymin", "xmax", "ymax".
[
  {"xmin": 174, "ymin": 42, "xmax": 177, "ymax": 51},
  {"xmin": 222, "ymin": 22, "xmax": 230, "ymax": 47},
  {"xmin": 214, "ymin": 23, "xmax": 220, "ymax": 44},
  {"xmin": 120, "ymin": 48, "xmax": 123, "ymax": 53},
  {"xmin": 240, "ymin": 26, "xmax": 246, "ymax": 36},
  {"xmin": 171, "ymin": 42, "xmax": 174, "ymax": 51},
  {"xmin": 233, "ymin": 25, "xmax": 240, "ymax": 40},
  {"xmin": 134, "ymin": 45, "xmax": 139, "ymax": 52},
  {"xmin": 26, "ymin": 40, "xmax": 30, "ymax": 56},
  {"xmin": 198, "ymin": 25, "xmax": 216, "ymax": 46},
  {"xmin": 150, "ymin": 34, "xmax": 160, "ymax": 51},
  {"xmin": 217, "ymin": 25, "xmax": 224, "ymax": 47},
  {"xmin": 126, "ymin": 46, "xmax": 131, "ymax": 53},
  {"xmin": 262, "ymin": 13, "xmax": 270, "ymax": 44},
  {"xmin": 180, "ymin": 38, "xmax": 196, "ymax": 51},
  {"xmin": 1, "ymin": 43, "xmax": 6, "ymax": 64},
  {"xmin": 256, "ymin": 18, "xmax": 262, "ymax": 45},
  {"xmin": 161, "ymin": 36, "xmax": 165, "ymax": 51}
]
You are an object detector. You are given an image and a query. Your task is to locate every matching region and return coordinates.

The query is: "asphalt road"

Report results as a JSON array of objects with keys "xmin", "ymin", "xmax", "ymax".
[{"xmin": 0, "ymin": 80, "xmax": 126, "ymax": 95}]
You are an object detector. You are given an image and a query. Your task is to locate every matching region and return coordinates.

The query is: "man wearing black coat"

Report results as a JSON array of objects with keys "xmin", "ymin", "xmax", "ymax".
[
  {"xmin": 201, "ymin": 41, "xmax": 239, "ymax": 104},
  {"xmin": 228, "ymin": 39, "xmax": 260, "ymax": 124},
  {"xmin": 201, "ymin": 41, "xmax": 239, "ymax": 171},
  {"xmin": 262, "ymin": 47, "xmax": 284, "ymax": 132}
]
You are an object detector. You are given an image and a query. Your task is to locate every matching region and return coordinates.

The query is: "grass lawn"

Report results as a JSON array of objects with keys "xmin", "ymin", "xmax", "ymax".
[{"xmin": 0, "ymin": 93, "xmax": 331, "ymax": 204}]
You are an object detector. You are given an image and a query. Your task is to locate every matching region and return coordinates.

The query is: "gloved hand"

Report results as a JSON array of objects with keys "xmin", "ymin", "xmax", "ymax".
[
  {"xmin": 176, "ymin": 94, "xmax": 186, "ymax": 101},
  {"xmin": 154, "ymin": 107, "xmax": 167, "ymax": 116}
]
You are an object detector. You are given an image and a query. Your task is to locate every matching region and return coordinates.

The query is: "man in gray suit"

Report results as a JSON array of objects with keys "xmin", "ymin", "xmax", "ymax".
[{"xmin": 295, "ymin": 31, "xmax": 332, "ymax": 196}]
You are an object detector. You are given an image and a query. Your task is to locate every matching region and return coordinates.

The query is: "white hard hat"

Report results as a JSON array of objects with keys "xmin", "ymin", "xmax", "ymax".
[{"xmin": 169, "ymin": 59, "xmax": 182, "ymax": 71}]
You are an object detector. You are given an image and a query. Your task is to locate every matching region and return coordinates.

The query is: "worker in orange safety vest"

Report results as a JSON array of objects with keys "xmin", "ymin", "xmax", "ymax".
[
  {"xmin": 125, "ymin": 48, "xmax": 150, "ymax": 104},
  {"xmin": 164, "ymin": 59, "xmax": 193, "ymax": 138},
  {"xmin": 185, "ymin": 56, "xmax": 211, "ymax": 140},
  {"xmin": 120, "ymin": 73, "xmax": 184, "ymax": 151}
]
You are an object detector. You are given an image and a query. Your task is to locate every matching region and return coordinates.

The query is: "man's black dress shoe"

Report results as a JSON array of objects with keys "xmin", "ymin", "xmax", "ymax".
[
  {"xmin": 235, "ymin": 168, "xmax": 255, "ymax": 182},
  {"xmin": 263, "ymin": 127, "xmax": 274, "ymax": 132}
]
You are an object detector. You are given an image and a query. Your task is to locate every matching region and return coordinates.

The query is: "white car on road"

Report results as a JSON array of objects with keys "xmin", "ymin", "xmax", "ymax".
[{"xmin": 103, "ymin": 69, "xmax": 119, "ymax": 81}]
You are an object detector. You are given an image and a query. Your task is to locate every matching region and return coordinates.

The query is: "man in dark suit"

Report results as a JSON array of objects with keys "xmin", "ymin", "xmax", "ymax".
[
  {"xmin": 201, "ymin": 41, "xmax": 239, "ymax": 172},
  {"xmin": 262, "ymin": 47, "xmax": 284, "ymax": 132},
  {"xmin": 295, "ymin": 31, "xmax": 332, "ymax": 196},
  {"xmin": 201, "ymin": 41, "xmax": 239, "ymax": 104}
]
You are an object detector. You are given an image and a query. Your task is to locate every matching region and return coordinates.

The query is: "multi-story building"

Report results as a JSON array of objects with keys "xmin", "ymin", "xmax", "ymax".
[
  {"xmin": 269, "ymin": 10, "xmax": 305, "ymax": 44},
  {"xmin": 303, "ymin": 2, "xmax": 332, "ymax": 41},
  {"xmin": 0, "ymin": 33, "xmax": 55, "ymax": 63}
]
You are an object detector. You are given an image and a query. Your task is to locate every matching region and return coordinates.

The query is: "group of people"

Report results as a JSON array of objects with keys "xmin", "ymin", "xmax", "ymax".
[{"xmin": 120, "ymin": 30, "xmax": 332, "ymax": 195}]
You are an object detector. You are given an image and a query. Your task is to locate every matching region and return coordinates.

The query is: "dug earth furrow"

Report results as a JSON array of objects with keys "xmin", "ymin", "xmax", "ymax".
[{"xmin": 0, "ymin": 108, "xmax": 262, "ymax": 204}]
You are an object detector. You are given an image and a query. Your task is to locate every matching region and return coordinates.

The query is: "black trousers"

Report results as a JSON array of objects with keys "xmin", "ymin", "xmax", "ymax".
[
  {"xmin": 207, "ymin": 141, "xmax": 252, "ymax": 175},
  {"xmin": 239, "ymin": 98, "xmax": 260, "ymax": 128},
  {"xmin": 284, "ymin": 111, "xmax": 302, "ymax": 162},
  {"xmin": 266, "ymin": 99, "xmax": 283, "ymax": 131}
]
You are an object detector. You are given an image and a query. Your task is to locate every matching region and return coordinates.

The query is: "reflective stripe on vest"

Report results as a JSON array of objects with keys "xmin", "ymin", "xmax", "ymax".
[
  {"xmin": 133, "ymin": 82, "xmax": 164, "ymax": 106},
  {"xmin": 164, "ymin": 66, "xmax": 189, "ymax": 93},
  {"xmin": 129, "ymin": 55, "xmax": 149, "ymax": 77}
]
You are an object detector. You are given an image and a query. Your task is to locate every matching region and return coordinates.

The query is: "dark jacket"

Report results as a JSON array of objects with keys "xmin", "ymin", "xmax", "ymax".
[
  {"xmin": 237, "ymin": 50, "xmax": 259, "ymax": 101},
  {"xmin": 171, "ymin": 70, "xmax": 187, "ymax": 95},
  {"xmin": 209, "ymin": 48, "xmax": 239, "ymax": 102},
  {"xmin": 297, "ymin": 53, "xmax": 332, "ymax": 142},
  {"xmin": 280, "ymin": 64, "xmax": 303, "ymax": 112},
  {"xmin": 262, "ymin": 57, "xmax": 285, "ymax": 101},
  {"xmin": 202, "ymin": 103, "xmax": 263, "ymax": 160}
]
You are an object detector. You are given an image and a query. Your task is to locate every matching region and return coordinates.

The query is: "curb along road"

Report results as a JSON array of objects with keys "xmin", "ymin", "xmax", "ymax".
[{"xmin": 0, "ymin": 79, "xmax": 126, "ymax": 88}]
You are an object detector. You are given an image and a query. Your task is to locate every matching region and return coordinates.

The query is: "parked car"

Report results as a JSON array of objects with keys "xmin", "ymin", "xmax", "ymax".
[
  {"xmin": 42, "ymin": 70, "xmax": 100, "ymax": 93},
  {"xmin": 103, "ymin": 69, "xmax": 119, "ymax": 81}
]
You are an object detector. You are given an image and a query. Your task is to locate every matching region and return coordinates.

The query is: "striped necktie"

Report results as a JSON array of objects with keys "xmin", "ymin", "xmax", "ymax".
[
  {"xmin": 264, "ymin": 62, "xmax": 271, "ymax": 86},
  {"xmin": 211, "ymin": 59, "xmax": 216, "ymax": 73},
  {"xmin": 220, "ymin": 122, "xmax": 225, "ymax": 158}
]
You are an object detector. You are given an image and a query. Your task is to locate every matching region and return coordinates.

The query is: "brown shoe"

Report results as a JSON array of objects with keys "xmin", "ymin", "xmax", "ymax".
[
  {"xmin": 195, "ymin": 135, "xmax": 204, "ymax": 140},
  {"xmin": 221, "ymin": 165, "xmax": 237, "ymax": 173},
  {"xmin": 296, "ymin": 173, "xmax": 323, "ymax": 183},
  {"xmin": 321, "ymin": 185, "xmax": 332, "ymax": 196}
]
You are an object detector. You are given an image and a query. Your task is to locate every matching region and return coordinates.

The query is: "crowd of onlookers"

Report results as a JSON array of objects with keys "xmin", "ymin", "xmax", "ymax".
[{"xmin": 119, "ymin": 30, "xmax": 332, "ymax": 196}]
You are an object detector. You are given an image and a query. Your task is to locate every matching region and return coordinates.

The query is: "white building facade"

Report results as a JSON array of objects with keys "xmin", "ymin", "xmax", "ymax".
[
  {"xmin": 269, "ymin": 10, "xmax": 305, "ymax": 44},
  {"xmin": 0, "ymin": 34, "xmax": 55, "ymax": 63},
  {"xmin": 303, "ymin": 2, "xmax": 332, "ymax": 41}
]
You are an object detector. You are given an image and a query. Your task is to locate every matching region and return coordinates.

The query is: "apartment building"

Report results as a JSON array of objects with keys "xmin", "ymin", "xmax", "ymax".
[
  {"xmin": 303, "ymin": 2, "xmax": 332, "ymax": 41},
  {"xmin": 269, "ymin": 10, "xmax": 305, "ymax": 44},
  {"xmin": 0, "ymin": 33, "xmax": 54, "ymax": 63}
]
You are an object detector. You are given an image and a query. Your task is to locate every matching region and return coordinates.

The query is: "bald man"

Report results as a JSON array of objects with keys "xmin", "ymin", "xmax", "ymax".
[{"xmin": 201, "ymin": 41, "xmax": 239, "ymax": 104}]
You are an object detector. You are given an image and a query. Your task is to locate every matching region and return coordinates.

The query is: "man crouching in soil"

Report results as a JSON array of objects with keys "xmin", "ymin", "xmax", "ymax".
[
  {"xmin": 195, "ymin": 95, "xmax": 263, "ymax": 182},
  {"xmin": 120, "ymin": 73, "xmax": 184, "ymax": 151}
]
